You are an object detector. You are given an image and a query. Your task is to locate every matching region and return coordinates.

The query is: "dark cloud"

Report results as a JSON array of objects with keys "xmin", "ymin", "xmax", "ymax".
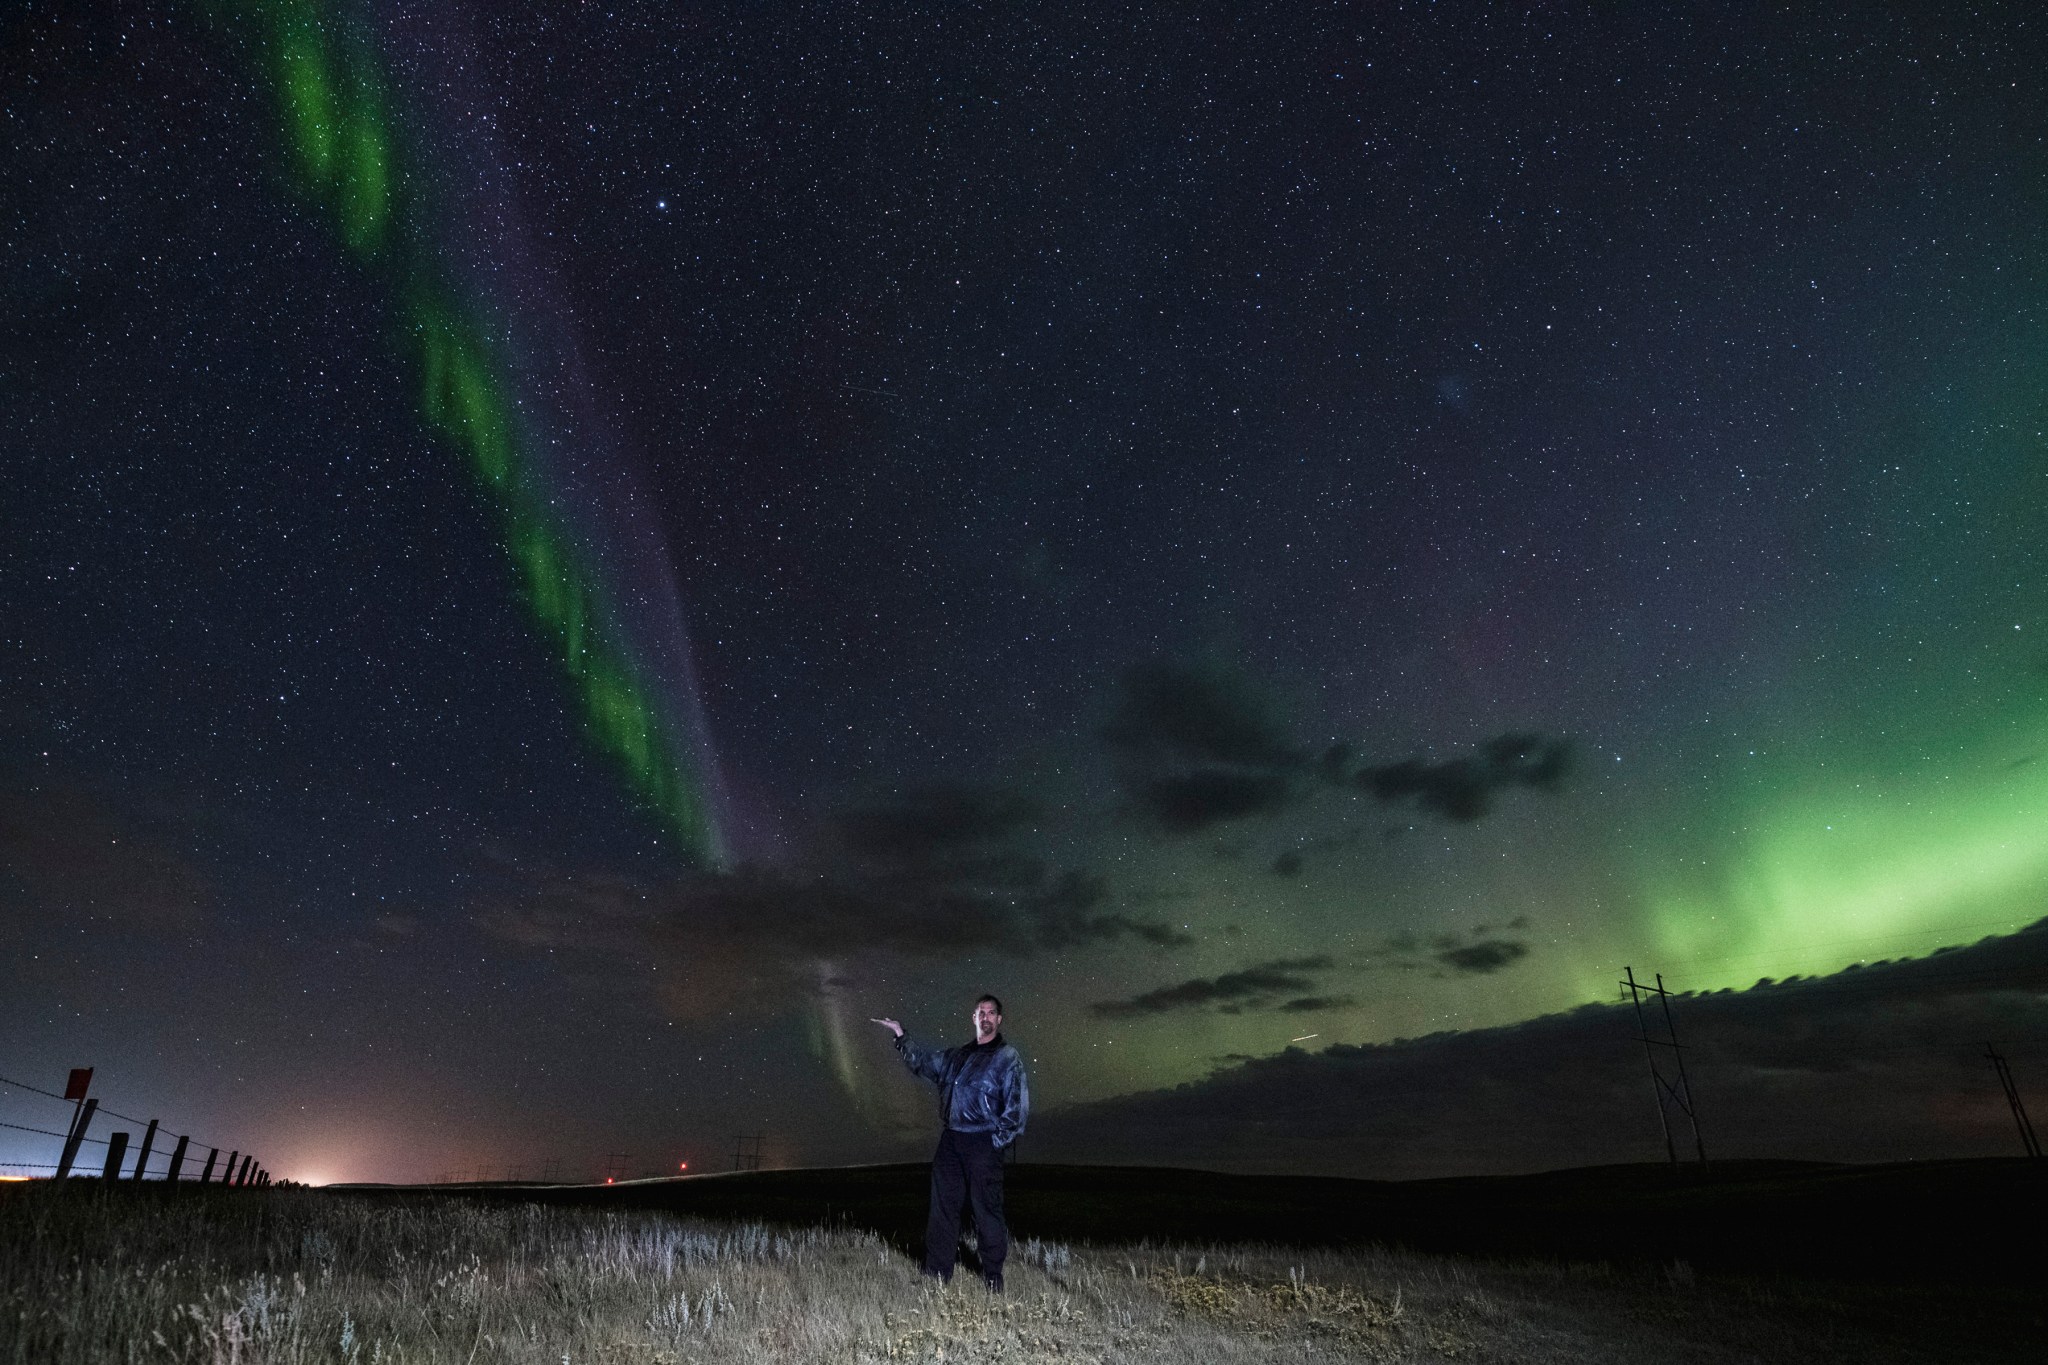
[
  {"xmin": 1477, "ymin": 915, "xmax": 1532, "ymax": 934},
  {"xmin": 826, "ymin": 784, "xmax": 1187, "ymax": 949},
  {"xmin": 1090, "ymin": 956, "xmax": 1335, "ymax": 1017},
  {"xmin": 478, "ymin": 783, "xmax": 1191, "ymax": 1018},
  {"xmin": 1102, "ymin": 658, "xmax": 1302, "ymax": 770},
  {"xmin": 1348, "ymin": 925, "xmax": 1535, "ymax": 978},
  {"xmin": 1067, "ymin": 925, "xmax": 1534, "ymax": 1022},
  {"xmin": 1102, "ymin": 659, "xmax": 1303, "ymax": 831},
  {"xmin": 1033, "ymin": 923, "xmax": 2048, "ymax": 1179},
  {"xmin": 478, "ymin": 863, "xmax": 981, "ymax": 1019},
  {"xmin": 1352, "ymin": 734, "xmax": 1574, "ymax": 823},
  {"xmin": 482, "ymin": 857, "xmax": 1189, "ymax": 1007},
  {"xmin": 1133, "ymin": 770, "xmax": 1292, "ymax": 832},
  {"xmin": 1437, "ymin": 938, "xmax": 1530, "ymax": 974},
  {"xmin": 1102, "ymin": 657, "xmax": 1573, "ymax": 835},
  {"xmin": 1024, "ymin": 870, "xmax": 1195, "ymax": 949},
  {"xmin": 473, "ymin": 687, "xmax": 1556, "ymax": 1017},
  {"xmin": 1316, "ymin": 742, "xmax": 1355, "ymax": 783}
]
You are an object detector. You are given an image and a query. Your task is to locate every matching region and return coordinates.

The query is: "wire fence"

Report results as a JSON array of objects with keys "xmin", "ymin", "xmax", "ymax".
[{"xmin": 0, "ymin": 1068, "xmax": 270, "ymax": 1186}]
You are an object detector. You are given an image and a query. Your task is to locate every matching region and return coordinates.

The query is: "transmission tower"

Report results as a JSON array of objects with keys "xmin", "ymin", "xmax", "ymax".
[
  {"xmin": 731, "ymin": 1133, "xmax": 764, "ymax": 1172},
  {"xmin": 1985, "ymin": 1044, "xmax": 2042, "ymax": 1159},
  {"xmin": 1623, "ymin": 966, "xmax": 1708, "ymax": 1169}
]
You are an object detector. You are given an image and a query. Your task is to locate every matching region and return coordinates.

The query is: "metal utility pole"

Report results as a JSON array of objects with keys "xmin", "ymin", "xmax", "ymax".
[
  {"xmin": 603, "ymin": 1152, "xmax": 631, "ymax": 1183},
  {"xmin": 731, "ymin": 1134, "xmax": 763, "ymax": 1172},
  {"xmin": 1623, "ymin": 967, "xmax": 1709, "ymax": 1169},
  {"xmin": 1985, "ymin": 1044, "xmax": 2042, "ymax": 1159}
]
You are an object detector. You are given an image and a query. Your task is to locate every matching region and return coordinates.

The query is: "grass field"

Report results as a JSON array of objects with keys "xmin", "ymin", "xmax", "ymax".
[
  {"xmin": 2, "ymin": 1180, "xmax": 2038, "ymax": 1363},
  {"xmin": 467, "ymin": 1157, "xmax": 2048, "ymax": 1285}
]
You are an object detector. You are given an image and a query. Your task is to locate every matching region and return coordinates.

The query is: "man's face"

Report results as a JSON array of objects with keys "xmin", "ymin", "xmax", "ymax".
[{"xmin": 971, "ymin": 999, "xmax": 1002, "ymax": 1041}]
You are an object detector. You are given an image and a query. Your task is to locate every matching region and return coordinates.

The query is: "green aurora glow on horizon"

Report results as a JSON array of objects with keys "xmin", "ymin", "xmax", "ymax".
[
  {"xmin": 201, "ymin": 0, "xmax": 721, "ymax": 863},
  {"xmin": 1633, "ymin": 714, "xmax": 2048, "ymax": 992}
]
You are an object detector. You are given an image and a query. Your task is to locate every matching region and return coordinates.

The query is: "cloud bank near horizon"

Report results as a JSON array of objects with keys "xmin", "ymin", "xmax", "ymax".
[{"xmin": 1031, "ymin": 921, "xmax": 2048, "ymax": 1179}]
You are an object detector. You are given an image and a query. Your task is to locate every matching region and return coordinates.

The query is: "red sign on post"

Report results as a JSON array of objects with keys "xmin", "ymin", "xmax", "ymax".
[{"xmin": 64, "ymin": 1069, "xmax": 92, "ymax": 1101}]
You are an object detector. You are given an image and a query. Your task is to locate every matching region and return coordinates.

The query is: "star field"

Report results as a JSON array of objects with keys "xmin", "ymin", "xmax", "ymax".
[{"xmin": 5, "ymin": 1, "xmax": 2048, "ymax": 1181}]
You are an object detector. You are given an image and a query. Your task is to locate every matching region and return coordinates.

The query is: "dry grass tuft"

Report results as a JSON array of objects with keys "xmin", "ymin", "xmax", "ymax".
[
  {"xmin": 1153, "ymin": 1262, "xmax": 1418, "ymax": 1358},
  {"xmin": 0, "ymin": 1183, "xmax": 2032, "ymax": 1363}
]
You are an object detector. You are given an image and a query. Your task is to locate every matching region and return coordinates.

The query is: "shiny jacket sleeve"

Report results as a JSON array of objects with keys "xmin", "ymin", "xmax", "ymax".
[{"xmin": 894, "ymin": 1035, "xmax": 951, "ymax": 1086}]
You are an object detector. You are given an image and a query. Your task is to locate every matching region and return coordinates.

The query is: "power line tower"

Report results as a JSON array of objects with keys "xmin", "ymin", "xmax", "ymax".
[
  {"xmin": 731, "ymin": 1133, "xmax": 763, "ymax": 1172},
  {"xmin": 603, "ymin": 1151, "xmax": 631, "ymax": 1183},
  {"xmin": 1623, "ymin": 966, "xmax": 1708, "ymax": 1170},
  {"xmin": 1985, "ymin": 1044, "xmax": 2042, "ymax": 1159}
]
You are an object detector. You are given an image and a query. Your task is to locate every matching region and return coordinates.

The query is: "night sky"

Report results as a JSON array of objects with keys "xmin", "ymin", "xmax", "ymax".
[{"xmin": 6, "ymin": 2, "xmax": 2048, "ymax": 1184}]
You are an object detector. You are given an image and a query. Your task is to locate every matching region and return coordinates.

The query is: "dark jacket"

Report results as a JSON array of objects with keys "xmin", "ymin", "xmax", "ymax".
[{"xmin": 895, "ymin": 1033, "xmax": 1029, "ymax": 1148}]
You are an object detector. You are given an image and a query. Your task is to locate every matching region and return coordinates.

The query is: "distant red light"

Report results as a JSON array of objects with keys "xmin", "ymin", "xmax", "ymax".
[
  {"xmin": 679, "ymin": 1161, "xmax": 688, "ymax": 1170},
  {"xmin": 605, "ymin": 1177, "xmax": 614, "ymax": 1185}
]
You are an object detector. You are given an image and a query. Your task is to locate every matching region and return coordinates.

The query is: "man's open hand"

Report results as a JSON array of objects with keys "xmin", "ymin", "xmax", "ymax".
[{"xmin": 871, "ymin": 1017, "xmax": 904, "ymax": 1038}]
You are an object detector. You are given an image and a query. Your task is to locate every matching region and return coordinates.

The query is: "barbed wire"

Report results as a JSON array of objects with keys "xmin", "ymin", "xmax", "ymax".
[
  {"xmin": 0, "ymin": 1072, "xmax": 73, "ymax": 1104},
  {"xmin": 0, "ymin": 1070, "xmax": 230, "ymax": 1154},
  {"xmin": 0, "ymin": 1118, "xmax": 103, "ymax": 1144},
  {"xmin": 0, "ymin": 1072, "xmax": 182, "ymax": 1131},
  {"xmin": 0, "ymin": 1071, "xmax": 254, "ymax": 1181}
]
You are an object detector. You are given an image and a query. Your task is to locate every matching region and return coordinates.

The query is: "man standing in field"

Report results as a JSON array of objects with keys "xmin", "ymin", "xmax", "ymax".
[{"xmin": 873, "ymin": 995, "xmax": 1029, "ymax": 1291}]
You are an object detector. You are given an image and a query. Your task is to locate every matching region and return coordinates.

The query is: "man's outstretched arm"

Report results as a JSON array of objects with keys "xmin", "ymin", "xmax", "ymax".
[{"xmin": 873, "ymin": 1016, "xmax": 948, "ymax": 1084}]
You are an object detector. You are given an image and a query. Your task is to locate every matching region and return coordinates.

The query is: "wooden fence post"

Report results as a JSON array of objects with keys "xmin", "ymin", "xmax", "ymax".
[
  {"xmin": 200, "ymin": 1146, "xmax": 219, "ymax": 1182},
  {"xmin": 55, "ymin": 1098, "xmax": 98, "ymax": 1179},
  {"xmin": 166, "ymin": 1134, "xmax": 190, "ymax": 1183},
  {"xmin": 101, "ymin": 1132, "xmax": 129, "ymax": 1181},
  {"xmin": 131, "ymin": 1119, "xmax": 159, "ymax": 1181}
]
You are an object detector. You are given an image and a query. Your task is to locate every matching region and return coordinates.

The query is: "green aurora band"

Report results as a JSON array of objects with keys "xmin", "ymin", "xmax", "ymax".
[
  {"xmin": 1632, "ymin": 712, "xmax": 2048, "ymax": 993},
  {"xmin": 203, "ymin": 0, "xmax": 721, "ymax": 862}
]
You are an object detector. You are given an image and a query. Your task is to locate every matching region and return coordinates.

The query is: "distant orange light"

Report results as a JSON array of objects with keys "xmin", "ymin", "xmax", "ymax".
[{"xmin": 0, "ymin": 1175, "xmax": 31, "ymax": 1183}]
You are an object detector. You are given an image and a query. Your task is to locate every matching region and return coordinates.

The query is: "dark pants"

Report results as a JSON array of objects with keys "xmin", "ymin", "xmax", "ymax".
[{"xmin": 924, "ymin": 1128, "xmax": 1007, "ymax": 1289}]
